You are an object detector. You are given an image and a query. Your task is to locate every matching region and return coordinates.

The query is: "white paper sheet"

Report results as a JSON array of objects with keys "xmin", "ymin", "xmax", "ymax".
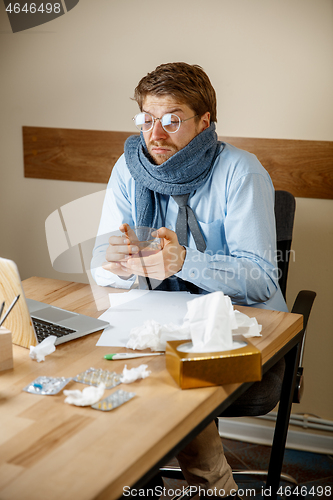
[{"xmin": 96, "ymin": 290, "xmax": 193, "ymax": 347}]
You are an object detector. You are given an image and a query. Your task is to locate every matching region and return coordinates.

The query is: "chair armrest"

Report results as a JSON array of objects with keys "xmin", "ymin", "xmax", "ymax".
[
  {"xmin": 291, "ymin": 290, "xmax": 316, "ymax": 333},
  {"xmin": 291, "ymin": 290, "xmax": 316, "ymax": 404}
]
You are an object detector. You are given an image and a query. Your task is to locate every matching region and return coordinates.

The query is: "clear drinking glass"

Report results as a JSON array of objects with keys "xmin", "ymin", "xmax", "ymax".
[{"xmin": 124, "ymin": 226, "xmax": 161, "ymax": 257}]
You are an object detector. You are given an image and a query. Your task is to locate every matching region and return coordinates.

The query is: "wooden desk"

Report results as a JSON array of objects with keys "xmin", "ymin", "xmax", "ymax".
[{"xmin": 0, "ymin": 277, "xmax": 303, "ymax": 500}]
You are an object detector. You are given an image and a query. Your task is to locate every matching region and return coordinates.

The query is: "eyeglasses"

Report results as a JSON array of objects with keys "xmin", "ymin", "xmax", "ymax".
[{"xmin": 133, "ymin": 112, "xmax": 198, "ymax": 134}]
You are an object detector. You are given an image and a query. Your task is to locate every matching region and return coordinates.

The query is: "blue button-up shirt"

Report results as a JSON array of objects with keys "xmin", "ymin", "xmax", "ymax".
[{"xmin": 91, "ymin": 142, "xmax": 288, "ymax": 312}]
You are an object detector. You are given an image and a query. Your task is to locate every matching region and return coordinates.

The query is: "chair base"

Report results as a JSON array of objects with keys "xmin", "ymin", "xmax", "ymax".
[
  {"xmin": 160, "ymin": 465, "xmax": 298, "ymax": 486},
  {"xmin": 232, "ymin": 469, "xmax": 298, "ymax": 486}
]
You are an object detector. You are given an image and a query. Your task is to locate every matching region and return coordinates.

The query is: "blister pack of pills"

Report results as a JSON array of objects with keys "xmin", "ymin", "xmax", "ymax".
[
  {"xmin": 23, "ymin": 376, "xmax": 72, "ymax": 395},
  {"xmin": 73, "ymin": 367, "xmax": 121, "ymax": 389},
  {"xmin": 91, "ymin": 389, "xmax": 136, "ymax": 411}
]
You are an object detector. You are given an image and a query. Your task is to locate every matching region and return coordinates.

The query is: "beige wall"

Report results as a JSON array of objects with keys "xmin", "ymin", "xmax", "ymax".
[{"xmin": 1, "ymin": 0, "xmax": 332, "ymax": 419}]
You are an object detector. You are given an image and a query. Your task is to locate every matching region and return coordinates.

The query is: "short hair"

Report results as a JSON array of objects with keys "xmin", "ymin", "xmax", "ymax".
[{"xmin": 134, "ymin": 62, "xmax": 217, "ymax": 123}]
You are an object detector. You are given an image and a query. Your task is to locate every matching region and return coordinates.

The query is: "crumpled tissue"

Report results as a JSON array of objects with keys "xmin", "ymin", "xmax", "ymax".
[
  {"xmin": 234, "ymin": 310, "xmax": 262, "ymax": 338},
  {"xmin": 127, "ymin": 320, "xmax": 190, "ymax": 352},
  {"xmin": 120, "ymin": 364, "xmax": 151, "ymax": 383},
  {"xmin": 126, "ymin": 291, "xmax": 262, "ymax": 352},
  {"xmin": 64, "ymin": 383, "xmax": 105, "ymax": 406},
  {"xmin": 29, "ymin": 335, "xmax": 57, "ymax": 362}
]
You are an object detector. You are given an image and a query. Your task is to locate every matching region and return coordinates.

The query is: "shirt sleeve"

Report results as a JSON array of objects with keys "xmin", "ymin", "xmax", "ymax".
[
  {"xmin": 90, "ymin": 156, "xmax": 136, "ymax": 289},
  {"xmin": 177, "ymin": 171, "xmax": 280, "ymax": 306}
]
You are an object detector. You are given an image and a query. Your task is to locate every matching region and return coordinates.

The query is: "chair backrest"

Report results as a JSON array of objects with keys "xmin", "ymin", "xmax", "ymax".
[{"xmin": 274, "ymin": 190, "xmax": 296, "ymax": 299}]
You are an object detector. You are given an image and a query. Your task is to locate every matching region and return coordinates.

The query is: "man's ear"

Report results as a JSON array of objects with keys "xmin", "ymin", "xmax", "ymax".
[{"xmin": 200, "ymin": 112, "xmax": 211, "ymax": 131}]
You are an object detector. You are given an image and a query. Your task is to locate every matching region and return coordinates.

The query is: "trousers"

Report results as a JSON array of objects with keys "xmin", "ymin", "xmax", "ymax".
[
  {"xmin": 176, "ymin": 421, "xmax": 238, "ymax": 498},
  {"xmin": 122, "ymin": 421, "xmax": 237, "ymax": 499}
]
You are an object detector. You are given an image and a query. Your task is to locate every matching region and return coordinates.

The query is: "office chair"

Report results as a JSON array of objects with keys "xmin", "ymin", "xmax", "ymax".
[{"xmin": 160, "ymin": 190, "xmax": 316, "ymax": 497}]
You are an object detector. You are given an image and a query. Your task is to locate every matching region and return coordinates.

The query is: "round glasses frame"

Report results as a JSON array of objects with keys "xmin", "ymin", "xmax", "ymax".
[{"xmin": 133, "ymin": 112, "xmax": 198, "ymax": 134}]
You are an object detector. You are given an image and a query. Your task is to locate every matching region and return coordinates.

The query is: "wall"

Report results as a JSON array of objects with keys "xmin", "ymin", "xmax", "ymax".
[{"xmin": 1, "ymin": 0, "xmax": 332, "ymax": 420}]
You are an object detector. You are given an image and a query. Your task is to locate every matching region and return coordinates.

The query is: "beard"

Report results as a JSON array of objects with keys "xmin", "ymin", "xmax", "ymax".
[{"xmin": 146, "ymin": 141, "xmax": 180, "ymax": 165}]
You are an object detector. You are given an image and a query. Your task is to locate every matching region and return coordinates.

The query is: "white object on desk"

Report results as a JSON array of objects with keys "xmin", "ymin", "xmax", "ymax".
[
  {"xmin": 29, "ymin": 335, "xmax": 57, "ymax": 362},
  {"xmin": 96, "ymin": 290, "xmax": 193, "ymax": 347},
  {"xmin": 120, "ymin": 364, "xmax": 151, "ymax": 383},
  {"xmin": 64, "ymin": 383, "xmax": 105, "ymax": 406}
]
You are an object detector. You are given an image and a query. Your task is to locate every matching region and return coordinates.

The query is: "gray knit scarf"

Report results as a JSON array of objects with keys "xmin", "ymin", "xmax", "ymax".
[{"xmin": 124, "ymin": 123, "xmax": 219, "ymax": 229}]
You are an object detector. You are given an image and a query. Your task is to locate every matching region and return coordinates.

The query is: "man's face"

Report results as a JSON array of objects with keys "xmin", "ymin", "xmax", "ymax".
[{"xmin": 141, "ymin": 95, "xmax": 210, "ymax": 165}]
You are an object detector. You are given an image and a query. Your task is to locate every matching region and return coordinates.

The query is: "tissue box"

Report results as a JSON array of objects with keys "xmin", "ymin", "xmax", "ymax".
[
  {"xmin": 0, "ymin": 327, "xmax": 14, "ymax": 372},
  {"xmin": 165, "ymin": 336, "xmax": 261, "ymax": 389}
]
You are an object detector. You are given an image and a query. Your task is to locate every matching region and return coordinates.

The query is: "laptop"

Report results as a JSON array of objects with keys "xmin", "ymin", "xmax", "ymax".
[{"xmin": 0, "ymin": 257, "xmax": 109, "ymax": 348}]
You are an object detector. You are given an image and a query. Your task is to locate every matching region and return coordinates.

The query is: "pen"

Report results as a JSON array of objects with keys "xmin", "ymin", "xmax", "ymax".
[
  {"xmin": 104, "ymin": 352, "xmax": 164, "ymax": 360},
  {"xmin": 0, "ymin": 295, "xmax": 20, "ymax": 327},
  {"xmin": 0, "ymin": 301, "xmax": 5, "ymax": 321}
]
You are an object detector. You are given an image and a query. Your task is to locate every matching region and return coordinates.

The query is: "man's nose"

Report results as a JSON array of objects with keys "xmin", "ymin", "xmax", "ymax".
[{"xmin": 150, "ymin": 118, "xmax": 168, "ymax": 141}]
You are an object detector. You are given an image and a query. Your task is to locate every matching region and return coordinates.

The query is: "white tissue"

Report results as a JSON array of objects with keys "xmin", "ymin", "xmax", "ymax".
[
  {"xmin": 185, "ymin": 292, "xmax": 237, "ymax": 352},
  {"xmin": 120, "ymin": 364, "xmax": 151, "ymax": 383},
  {"xmin": 64, "ymin": 383, "xmax": 105, "ymax": 406},
  {"xmin": 127, "ymin": 320, "xmax": 190, "ymax": 351},
  {"xmin": 234, "ymin": 310, "xmax": 262, "ymax": 338},
  {"xmin": 29, "ymin": 335, "xmax": 57, "ymax": 362}
]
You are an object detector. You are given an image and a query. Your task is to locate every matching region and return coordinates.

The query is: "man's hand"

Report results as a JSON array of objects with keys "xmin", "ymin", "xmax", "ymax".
[
  {"xmin": 118, "ymin": 227, "xmax": 186, "ymax": 280},
  {"xmin": 102, "ymin": 223, "xmax": 140, "ymax": 279}
]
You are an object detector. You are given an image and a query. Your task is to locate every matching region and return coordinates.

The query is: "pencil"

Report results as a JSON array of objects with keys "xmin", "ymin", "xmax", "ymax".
[
  {"xmin": 0, "ymin": 301, "xmax": 5, "ymax": 321},
  {"xmin": 0, "ymin": 295, "xmax": 20, "ymax": 327}
]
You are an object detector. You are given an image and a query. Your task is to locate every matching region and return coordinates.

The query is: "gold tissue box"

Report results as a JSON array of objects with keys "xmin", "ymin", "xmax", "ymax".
[{"xmin": 165, "ymin": 336, "xmax": 262, "ymax": 389}]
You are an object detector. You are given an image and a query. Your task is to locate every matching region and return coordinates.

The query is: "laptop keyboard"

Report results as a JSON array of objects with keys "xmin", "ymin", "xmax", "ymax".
[{"xmin": 32, "ymin": 317, "xmax": 77, "ymax": 343}]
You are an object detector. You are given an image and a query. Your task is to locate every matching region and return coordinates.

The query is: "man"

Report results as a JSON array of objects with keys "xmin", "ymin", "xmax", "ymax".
[{"xmin": 91, "ymin": 63, "xmax": 287, "ymax": 498}]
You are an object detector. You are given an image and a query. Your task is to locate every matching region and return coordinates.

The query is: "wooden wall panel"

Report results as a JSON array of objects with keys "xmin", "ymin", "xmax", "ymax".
[
  {"xmin": 23, "ymin": 126, "xmax": 333, "ymax": 199},
  {"xmin": 23, "ymin": 126, "xmax": 133, "ymax": 184},
  {"xmin": 222, "ymin": 136, "xmax": 333, "ymax": 200}
]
